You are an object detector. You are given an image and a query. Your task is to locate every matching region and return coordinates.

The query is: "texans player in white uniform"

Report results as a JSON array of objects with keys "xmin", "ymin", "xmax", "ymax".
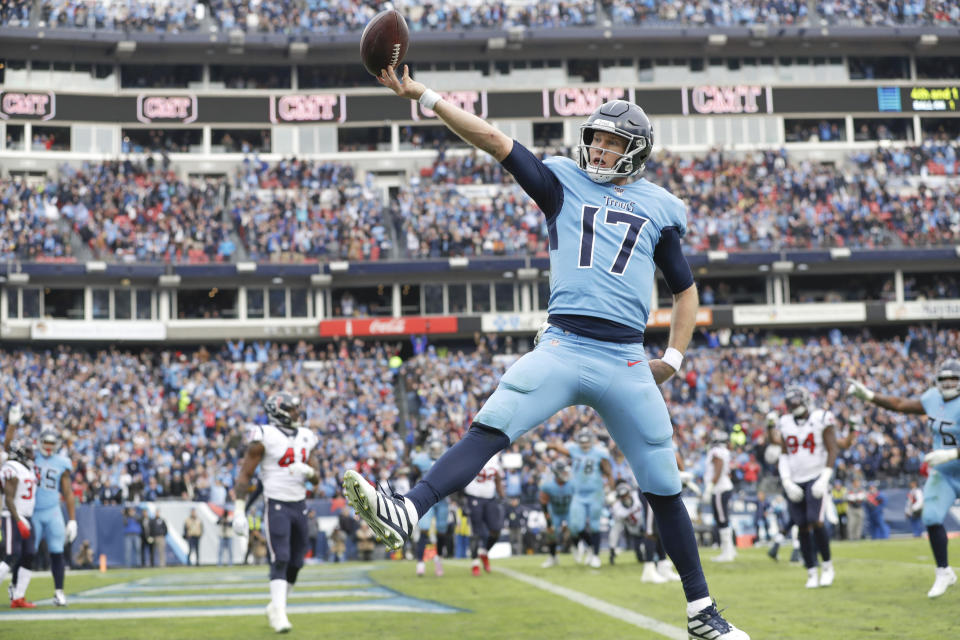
[
  {"xmin": 704, "ymin": 430, "xmax": 736, "ymax": 563},
  {"xmin": 771, "ymin": 385, "xmax": 839, "ymax": 589},
  {"xmin": 0, "ymin": 441, "xmax": 38, "ymax": 608},
  {"xmin": 610, "ymin": 482, "xmax": 675, "ymax": 584},
  {"xmin": 463, "ymin": 453, "xmax": 505, "ymax": 577},
  {"xmin": 233, "ymin": 392, "xmax": 320, "ymax": 633}
]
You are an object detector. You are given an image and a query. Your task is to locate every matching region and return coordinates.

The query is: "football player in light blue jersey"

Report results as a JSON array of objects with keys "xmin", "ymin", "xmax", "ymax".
[
  {"xmin": 539, "ymin": 459, "xmax": 574, "ymax": 568},
  {"xmin": 31, "ymin": 429, "xmax": 77, "ymax": 607},
  {"xmin": 548, "ymin": 428, "xmax": 612, "ymax": 568},
  {"xmin": 343, "ymin": 63, "xmax": 749, "ymax": 640},
  {"xmin": 411, "ymin": 439, "xmax": 449, "ymax": 577},
  {"xmin": 848, "ymin": 360, "xmax": 960, "ymax": 598}
]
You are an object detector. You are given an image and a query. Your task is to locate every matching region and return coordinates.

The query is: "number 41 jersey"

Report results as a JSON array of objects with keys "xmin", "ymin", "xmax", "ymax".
[
  {"xmin": 776, "ymin": 409, "xmax": 835, "ymax": 483},
  {"xmin": 247, "ymin": 424, "xmax": 318, "ymax": 502},
  {"xmin": 542, "ymin": 156, "xmax": 687, "ymax": 334}
]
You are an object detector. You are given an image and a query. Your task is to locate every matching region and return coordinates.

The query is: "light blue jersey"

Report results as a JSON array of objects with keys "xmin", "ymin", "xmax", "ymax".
[
  {"xmin": 539, "ymin": 478, "xmax": 574, "ymax": 520},
  {"xmin": 35, "ymin": 452, "xmax": 72, "ymax": 511},
  {"xmin": 569, "ymin": 443, "xmax": 610, "ymax": 496},
  {"xmin": 542, "ymin": 156, "xmax": 687, "ymax": 333},
  {"xmin": 920, "ymin": 388, "xmax": 960, "ymax": 526}
]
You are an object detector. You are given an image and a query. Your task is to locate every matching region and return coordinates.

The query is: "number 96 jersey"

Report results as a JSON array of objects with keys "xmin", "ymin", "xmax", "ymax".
[
  {"xmin": 776, "ymin": 409, "xmax": 834, "ymax": 483},
  {"xmin": 247, "ymin": 424, "xmax": 318, "ymax": 502}
]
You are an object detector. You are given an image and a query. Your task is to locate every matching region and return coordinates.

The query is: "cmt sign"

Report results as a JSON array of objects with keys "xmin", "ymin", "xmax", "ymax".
[
  {"xmin": 412, "ymin": 91, "xmax": 487, "ymax": 120},
  {"xmin": 270, "ymin": 93, "xmax": 346, "ymax": 123},
  {"xmin": 0, "ymin": 91, "xmax": 56, "ymax": 120},
  {"xmin": 137, "ymin": 95, "xmax": 198, "ymax": 124},
  {"xmin": 682, "ymin": 85, "xmax": 772, "ymax": 115},
  {"xmin": 544, "ymin": 87, "xmax": 635, "ymax": 117}
]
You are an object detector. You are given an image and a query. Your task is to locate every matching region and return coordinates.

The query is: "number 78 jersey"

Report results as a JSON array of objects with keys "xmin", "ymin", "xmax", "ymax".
[
  {"xmin": 776, "ymin": 409, "xmax": 834, "ymax": 483},
  {"xmin": 247, "ymin": 424, "xmax": 318, "ymax": 502},
  {"xmin": 542, "ymin": 156, "xmax": 687, "ymax": 333}
]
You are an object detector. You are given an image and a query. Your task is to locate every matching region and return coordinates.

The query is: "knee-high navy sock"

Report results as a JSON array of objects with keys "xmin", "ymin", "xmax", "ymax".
[
  {"xmin": 286, "ymin": 564, "xmax": 300, "ymax": 586},
  {"xmin": 50, "ymin": 553, "xmax": 65, "ymax": 590},
  {"xmin": 812, "ymin": 525, "xmax": 831, "ymax": 562},
  {"xmin": 548, "ymin": 541, "xmax": 557, "ymax": 557},
  {"xmin": 642, "ymin": 537, "xmax": 657, "ymax": 563},
  {"xmin": 470, "ymin": 537, "xmax": 480, "ymax": 559},
  {"xmin": 416, "ymin": 535, "xmax": 428, "ymax": 561},
  {"xmin": 485, "ymin": 534, "xmax": 499, "ymax": 550},
  {"xmin": 590, "ymin": 531, "xmax": 601, "ymax": 556},
  {"xmin": 798, "ymin": 527, "xmax": 817, "ymax": 569},
  {"xmin": 928, "ymin": 524, "xmax": 949, "ymax": 568},
  {"xmin": 406, "ymin": 424, "xmax": 510, "ymax": 519},
  {"xmin": 655, "ymin": 536, "xmax": 666, "ymax": 562},
  {"xmin": 644, "ymin": 492, "xmax": 709, "ymax": 602}
]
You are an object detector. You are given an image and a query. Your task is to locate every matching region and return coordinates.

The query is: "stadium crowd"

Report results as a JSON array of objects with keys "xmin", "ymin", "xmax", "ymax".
[
  {"xmin": 0, "ymin": 325, "xmax": 953, "ymax": 509},
  {"xmin": 5, "ymin": 0, "xmax": 959, "ymax": 32},
  {"xmin": 5, "ymin": 139, "xmax": 960, "ymax": 262}
]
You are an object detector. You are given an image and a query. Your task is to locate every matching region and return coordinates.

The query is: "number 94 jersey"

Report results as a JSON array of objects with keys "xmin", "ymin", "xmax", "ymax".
[
  {"xmin": 921, "ymin": 388, "xmax": 960, "ymax": 476},
  {"xmin": 247, "ymin": 424, "xmax": 318, "ymax": 502},
  {"xmin": 776, "ymin": 409, "xmax": 834, "ymax": 483}
]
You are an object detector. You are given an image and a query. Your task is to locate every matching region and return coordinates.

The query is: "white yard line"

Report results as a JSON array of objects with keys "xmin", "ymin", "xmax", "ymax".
[
  {"xmin": 496, "ymin": 566, "xmax": 687, "ymax": 640},
  {"xmin": 34, "ymin": 589, "xmax": 383, "ymax": 605},
  {"xmin": 114, "ymin": 579, "xmax": 370, "ymax": 592}
]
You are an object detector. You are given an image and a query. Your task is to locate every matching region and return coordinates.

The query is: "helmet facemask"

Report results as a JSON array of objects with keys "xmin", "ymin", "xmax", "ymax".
[
  {"xmin": 577, "ymin": 123, "xmax": 651, "ymax": 184},
  {"xmin": 937, "ymin": 370, "xmax": 960, "ymax": 400}
]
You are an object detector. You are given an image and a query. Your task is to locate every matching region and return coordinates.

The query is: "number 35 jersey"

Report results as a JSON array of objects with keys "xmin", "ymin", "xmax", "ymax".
[
  {"xmin": 776, "ymin": 409, "xmax": 834, "ymax": 483},
  {"xmin": 921, "ymin": 388, "xmax": 960, "ymax": 476},
  {"xmin": 542, "ymin": 156, "xmax": 688, "ymax": 334},
  {"xmin": 247, "ymin": 424, "xmax": 318, "ymax": 502}
]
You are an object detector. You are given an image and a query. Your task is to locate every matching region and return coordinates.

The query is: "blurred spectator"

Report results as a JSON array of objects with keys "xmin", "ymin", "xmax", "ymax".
[
  {"xmin": 356, "ymin": 522, "xmax": 376, "ymax": 561},
  {"xmin": 184, "ymin": 508, "xmax": 204, "ymax": 565},
  {"xmin": 75, "ymin": 540, "xmax": 95, "ymax": 570},
  {"xmin": 866, "ymin": 483, "xmax": 890, "ymax": 539},
  {"xmin": 123, "ymin": 507, "xmax": 142, "ymax": 568},
  {"xmin": 904, "ymin": 479, "xmax": 924, "ymax": 537}
]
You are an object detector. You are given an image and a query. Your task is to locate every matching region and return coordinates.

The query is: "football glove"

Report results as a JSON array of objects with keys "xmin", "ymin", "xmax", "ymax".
[
  {"xmin": 288, "ymin": 462, "xmax": 317, "ymax": 481},
  {"xmin": 534, "ymin": 321, "xmax": 549, "ymax": 348},
  {"xmin": 7, "ymin": 404, "xmax": 22, "ymax": 427},
  {"xmin": 848, "ymin": 414, "xmax": 864, "ymax": 431},
  {"xmin": 765, "ymin": 410, "xmax": 779, "ymax": 428},
  {"xmin": 701, "ymin": 483, "xmax": 714, "ymax": 503},
  {"xmin": 764, "ymin": 443, "xmax": 782, "ymax": 466},
  {"xmin": 811, "ymin": 468, "xmax": 833, "ymax": 499},
  {"xmin": 846, "ymin": 379, "xmax": 875, "ymax": 402},
  {"xmin": 232, "ymin": 500, "xmax": 249, "ymax": 537},
  {"xmin": 65, "ymin": 519, "xmax": 78, "ymax": 543},
  {"xmin": 924, "ymin": 448, "xmax": 960, "ymax": 467},
  {"xmin": 782, "ymin": 478, "xmax": 805, "ymax": 503},
  {"xmin": 16, "ymin": 519, "xmax": 30, "ymax": 539}
]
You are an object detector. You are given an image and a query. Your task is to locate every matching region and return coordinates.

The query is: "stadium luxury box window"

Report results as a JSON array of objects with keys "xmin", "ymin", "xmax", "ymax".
[{"xmin": 175, "ymin": 288, "xmax": 238, "ymax": 320}]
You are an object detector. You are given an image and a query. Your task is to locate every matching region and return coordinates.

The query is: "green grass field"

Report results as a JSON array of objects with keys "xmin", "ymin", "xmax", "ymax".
[{"xmin": 0, "ymin": 538, "xmax": 953, "ymax": 640}]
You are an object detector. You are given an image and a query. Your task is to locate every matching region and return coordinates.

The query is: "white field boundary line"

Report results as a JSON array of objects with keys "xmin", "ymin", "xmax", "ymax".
[
  {"xmin": 496, "ymin": 566, "xmax": 687, "ymax": 640},
  {"xmin": 33, "ymin": 589, "xmax": 385, "ymax": 605},
  {"xmin": 108, "ymin": 579, "xmax": 370, "ymax": 592},
  {"xmin": 0, "ymin": 602, "xmax": 459, "ymax": 622}
]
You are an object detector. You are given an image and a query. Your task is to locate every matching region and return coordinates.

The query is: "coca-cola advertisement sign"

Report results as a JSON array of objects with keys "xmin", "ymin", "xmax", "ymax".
[
  {"xmin": 137, "ymin": 94, "xmax": 198, "ymax": 124},
  {"xmin": 318, "ymin": 316, "xmax": 458, "ymax": 338},
  {"xmin": 0, "ymin": 91, "xmax": 56, "ymax": 121},
  {"xmin": 270, "ymin": 93, "xmax": 346, "ymax": 123}
]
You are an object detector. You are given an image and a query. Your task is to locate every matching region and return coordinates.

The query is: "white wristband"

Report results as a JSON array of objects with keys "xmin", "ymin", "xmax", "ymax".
[
  {"xmin": 418, "ymin": 89, "xmax": 441, "ymax": 110},
  {"xmin": 662, "ymin": 347, "xmax": 684, "ymax": 371}
]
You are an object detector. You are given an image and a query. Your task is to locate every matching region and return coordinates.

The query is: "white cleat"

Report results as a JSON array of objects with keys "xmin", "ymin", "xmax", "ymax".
[
  {"xmin": 819, "ymin": 563, "xmax": 835, "ymax": 587},
  {"xmin": 53, "ymin": 590, "xmax": 67, "ymax": 606},
  {"xmin": 712, "ymin": 551, "xmax": 737, "ymax": 563},
  {"xmin": 928, "ymin": 567, "xmax": 958, "ymax": 598},
  {"xmin": 641, "ymin": 562, "xmax": 669, "ymax": 584},
  {"xmin": 266, "ymin": 602, "xmax": 291, "ymax": 633},
  {"xmin": 688, "ymin": 603, "xmax": 751, "ymax": 640},
  {"xmin": 587, "ymin": 553, "xmax": 602, "ymax": 569},
  {"xmin": 657, "ymin": 559, "xmax": 682, "ymax": 582},
  {"xmin": 343, "ymin": 470, "xmax": 416, "ymax": 551},
  {"xmin": 805, "ymin": 569, "xmax": 820, "ymax": 589},
  {"xmin": 574, "ymin": 540, "xmax": 587, "ymax": 564},
  {"xmin": 541, "ymin": 555, "xmax": 558, "ymax": 568},
  {"xmin": 416, "ymin": 561, "xmax": 425, "ymax": 577}
]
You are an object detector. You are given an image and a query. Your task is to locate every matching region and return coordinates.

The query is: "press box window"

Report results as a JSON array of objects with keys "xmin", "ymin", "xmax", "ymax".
[
  {"xmin": 44, "ymin": 288, "xmax": 83, "ymax": 319},
  {"xmin": 176, "ymin": 288, "xmax": 238, "ymax": 319}
]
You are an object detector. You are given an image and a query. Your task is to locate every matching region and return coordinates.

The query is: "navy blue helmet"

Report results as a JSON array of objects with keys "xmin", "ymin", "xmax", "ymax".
[
  {"xmin": 577, "ymin": 100, "xmax": 654, "ymax": 183},
  {"xmin": 265, "ymin": 392, "xmax": 301, "ymax": 436},
  {"xmin": 936, "ymin": 359, "xmax": 960, "ymax": 400}
]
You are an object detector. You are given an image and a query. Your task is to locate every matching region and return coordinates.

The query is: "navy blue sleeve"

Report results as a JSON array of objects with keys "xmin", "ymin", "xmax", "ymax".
[
  {"xmin": 654, "ymin": 227, "xmax": 695, "ymax": 294},
  {"xmin": 499, "ymin": 140, "xmax": 564, "ymax": 220}
]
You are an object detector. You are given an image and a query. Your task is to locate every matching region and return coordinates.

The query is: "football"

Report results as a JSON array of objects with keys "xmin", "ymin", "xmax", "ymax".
[{"xmin": 360, "ymin": 9, "xmax": 409, "ymax": 77}]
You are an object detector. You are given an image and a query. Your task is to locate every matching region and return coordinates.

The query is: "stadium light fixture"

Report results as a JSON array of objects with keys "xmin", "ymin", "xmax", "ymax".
[
  {"xmin": 288, "ymin": 42, "xmax": 308, "ymax": 59},
  {"xmin": 517, "ymin": 267, "xmax": 539, "ymax": 280},
  {"xmin": 115, "ymin": 40, "xmax": 137, "ymax": 56},
  {"xmin": 486, "ymin": 37, "xmax": 507, "ymax": 51},
  {"xmin": 8, "ymin": 273, "xmax": 29, "ymax": 285},
  {"xmin": 310, "ymin": 274, "xmax": 333, "ymax": 287},
  {"xmin": 236, "ymin": 262, "xmax": 257, "ymax": 273},
  {"xmin": 328, "ymin": 261, "xmax": 349, "ymax": 273},
  {"xmin": 829, "ymin": 248, "xmax": 852, "ymax": 260},
  {"xmin": 85, "ymin": 261, "xmax": 107, "ymax": 272},
  {"xmin": 158, "ymin": 274, "xmax": 181, "ymax": 287},
  {"xmin": 918, "ymin": 34, "xmax": 939, "ymax": 47},
  {"xmin": 707, "ymin": 250, "xmax": 729, "ymax": 262},
  {"xmin": 749, "ymin": 25, "xmax": 768, "ymax": 39},
  {"xmin": 448, "ymin": 257, "xmax": 469, "ymax": 269},
  {"xmin": 707, "ymin": 34, "xmax": 728, "ymax": 47},
  {"xmin": 772, "ymin": 260, "xmax": 795, "ymax": 273}
]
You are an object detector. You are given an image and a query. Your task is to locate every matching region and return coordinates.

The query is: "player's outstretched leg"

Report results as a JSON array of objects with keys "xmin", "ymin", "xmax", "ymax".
[
  {"xmin": 343, "ymin": 470, "xmax": 418, "ymax": 551},
  {"xmin": 811, "ymin": 525, "xmax": 834, "ymax": 587}
]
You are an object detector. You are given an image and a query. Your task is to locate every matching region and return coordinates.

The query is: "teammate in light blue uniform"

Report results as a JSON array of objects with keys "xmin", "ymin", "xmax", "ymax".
[
  {"xmin": 32, "ymin": 429, "xmax": 76, "ymax": 606},
  {"xmin": 539, "ymin": 459, "xmax": 574, "ymax": 568},
  {"xmin": 343, "ymin": 64, "xmax": 749, "ymax": 640},
  {"xmin": 548, "ymin": 428, "xmax": 612, "ymax": 567},
  {"xmin": 411, "ymin": 440, "xmax": 449, "ymax": 577},
  {"xmin": 848, "ymin": 361, "xmax": 960, "ymax": 598}
]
